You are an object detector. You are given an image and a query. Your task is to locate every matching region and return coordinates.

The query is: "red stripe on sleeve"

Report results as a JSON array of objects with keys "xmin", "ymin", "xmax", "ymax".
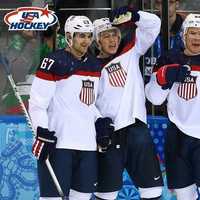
[
  {"xmin": 36, "ymin": 71, "xmax": 56, "ymax": 81},
  {"xmin": 191, "ymin": 65, "xmax": 200, "ymax": 71},
  {"xmin": 36, "ymin": 70, "xmax": 101, "ymax": 81},
  {"xmin": 74, "ymin": 71, "xmax": 101, "ymax": 77}
]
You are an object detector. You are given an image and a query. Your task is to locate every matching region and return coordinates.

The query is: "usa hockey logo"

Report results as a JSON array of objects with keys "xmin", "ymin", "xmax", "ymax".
[
  {"xmin": 177, "ymin": 75, "xmax": 198, "ymax": 100},
  {"xmin": 4, "ymin": 5, "xmax": 58, "ymax": 30},
  {"xmin": 106, "ymin": 62, "xmax": 127, "ymax": 87},
  {"xmin": 79, "ymin": 80, "xmax": 95, "ymax": 106}
]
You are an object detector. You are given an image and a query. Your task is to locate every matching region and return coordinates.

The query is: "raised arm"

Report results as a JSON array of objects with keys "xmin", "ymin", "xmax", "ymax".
[
  {"xmin": 110, "ymin": 6, "xmax": 161, "ymax": 55},
  {"xmin": 135, "ymin": 11, "xmax": 161, "ymax": 55}
]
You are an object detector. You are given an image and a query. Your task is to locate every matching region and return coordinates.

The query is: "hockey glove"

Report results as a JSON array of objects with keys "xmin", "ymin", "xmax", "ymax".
[
  {"xmin": 110, "ymin": 6, "xmax": 140, "ymax": 25},
  {"xmin": 156, "ymin": 64, "xmax": 190, "ymax": 89},
  {"xmin": 32, "ymin": 127, "xmax": 57, "ymax": 162},
  {"xmin": 95, "ymin": 117, "xmax": 114, "ymax": 152}
]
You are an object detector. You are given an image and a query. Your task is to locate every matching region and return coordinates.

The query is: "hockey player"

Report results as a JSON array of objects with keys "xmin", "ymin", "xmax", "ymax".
[
  {"xmin": 29, "ymin": 15, "xmax": 112, "ymax": 200},
  {"xmin": 93, "ymin": 6, "xmax": 163, "ymax": 200},
  {"xmin": 145, "ymin": 14, "xmax": 200, "ymax": 200}
]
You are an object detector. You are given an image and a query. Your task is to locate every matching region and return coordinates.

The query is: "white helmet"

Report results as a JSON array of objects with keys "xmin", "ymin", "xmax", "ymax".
[
  {"xmin": 182, "ymin": 13, "xmax": 200, "ymax": 45},
  {"xmin": 64, "ymin": 15, "xmax": 93, "ymax": 46},
  {"xmin": 93, "ymin": 18, "xmax": 121, "ymax": 43}
]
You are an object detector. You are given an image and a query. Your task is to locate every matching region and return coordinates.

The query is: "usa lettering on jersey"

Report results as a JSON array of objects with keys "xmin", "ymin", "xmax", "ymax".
[
  {"xmin": 106, "ymin": 62, "xmax": 127, "ymax": 87},
  {"xmin": 177, "ymin": 75, "xmax": 198, "ymax": 100},
  {"xmin": 79, "ymin": 80, "xmax": 95, "ymax": 106}
]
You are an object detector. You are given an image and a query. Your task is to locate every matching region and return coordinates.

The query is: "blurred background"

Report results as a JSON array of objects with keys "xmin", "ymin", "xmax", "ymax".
[{"xmin": 0, "ymin": 0, "xmax": 199, "ymax": 199}]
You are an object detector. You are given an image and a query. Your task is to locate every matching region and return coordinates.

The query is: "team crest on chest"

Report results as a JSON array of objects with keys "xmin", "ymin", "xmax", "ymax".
[
  {"xmin": 79, "ymin": 80, "xmax": 95, "ymax": 106},
  {"xmin": 177, "ymin": 75, "xmax": 198, "ymax": 100},
  {"xmin": 106, "ymin": 62, "xmax": 127, "ymax": 87}
]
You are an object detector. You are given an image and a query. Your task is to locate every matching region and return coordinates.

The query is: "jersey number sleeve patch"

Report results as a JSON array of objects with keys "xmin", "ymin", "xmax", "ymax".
[{"xmin": 40, "ymin": 58, "xmax": 55, "ymax": 71}]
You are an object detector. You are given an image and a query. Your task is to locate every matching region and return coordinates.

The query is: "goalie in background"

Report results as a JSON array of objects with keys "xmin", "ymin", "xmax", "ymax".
[
  {"xmin": 93, "ymin": 6, "xmax": 163, "ymax": 200},
  {"xmin": 145, "ymin": 14, "xmax": 200, "ymax": 200}
]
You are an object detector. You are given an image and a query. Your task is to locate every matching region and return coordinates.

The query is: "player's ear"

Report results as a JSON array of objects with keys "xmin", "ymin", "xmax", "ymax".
[
  {"xmin": 65, "ymin": 32, "xmax": 72, "ymax": 45},
  {"xmin": 65, "ymin": 32, "xmax": 71, "ymax": 39}
]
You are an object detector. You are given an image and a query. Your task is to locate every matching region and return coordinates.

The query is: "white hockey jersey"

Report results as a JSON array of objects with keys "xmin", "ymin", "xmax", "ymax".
[
  {"xmin": 145, "ymin": 50, "xmax": 200, "ymax": 139},
  {"xmin": 29, "ymin": 49, "xmax": 101, "ymax": 150},
  {"xmin": 96, "ymin": 11, "xmax": 161, "ymax": 131}
]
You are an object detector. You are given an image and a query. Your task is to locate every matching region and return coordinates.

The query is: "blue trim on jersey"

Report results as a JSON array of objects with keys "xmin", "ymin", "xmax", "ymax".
[{"xmin": 37, "ymin": 49, "xmax": 101, "ymax": 78}]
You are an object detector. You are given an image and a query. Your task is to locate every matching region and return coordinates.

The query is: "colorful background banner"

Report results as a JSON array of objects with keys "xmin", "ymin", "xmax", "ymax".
[{"xmin": 0, "ymin": 115, "xmax": 176, "ymax": 200}]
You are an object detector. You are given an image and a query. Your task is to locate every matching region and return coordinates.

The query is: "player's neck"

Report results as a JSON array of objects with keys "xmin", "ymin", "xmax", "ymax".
[
  {"xmin": 65, "ymin": 47, "xmax": 84, "ymax": 60},
  {"xmin": 184, "ymin": 48, "xmax": 200, "ymax": 56},
  {"xmin": 98, "ymin": 51, "xmax": 112, "ymax": 59}
]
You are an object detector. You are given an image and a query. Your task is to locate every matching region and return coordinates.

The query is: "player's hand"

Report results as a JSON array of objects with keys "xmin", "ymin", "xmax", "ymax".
[
  {"xmin": 95, "ymin": 117, "xmax": 114, "ymax": 153},
  {"xmin": 156, "ymin": 64, "xmax": 191, "ymax": 89},
  {"xmin": 110, "ymin": 6, "xmax": 139, "ymax": 25},
  {"xmin": 32, "ymin": 127, "xmax": 57, "ymax": 162}
]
